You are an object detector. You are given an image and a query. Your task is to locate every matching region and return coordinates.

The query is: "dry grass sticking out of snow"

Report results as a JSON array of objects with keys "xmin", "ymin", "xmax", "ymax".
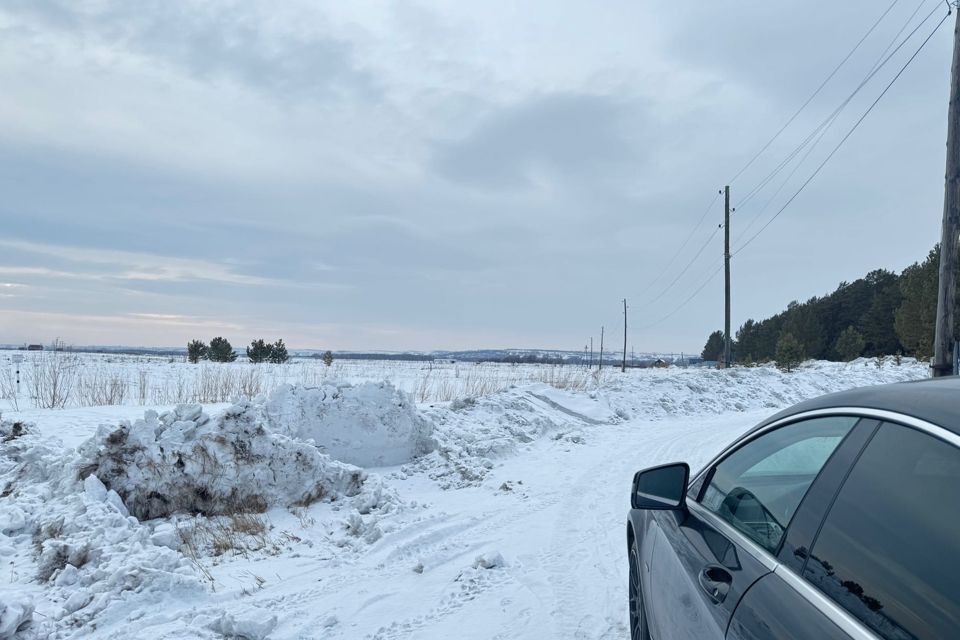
[{"xmin": 0, "ymin": 350, "xmax": 618, "ymax": 412}]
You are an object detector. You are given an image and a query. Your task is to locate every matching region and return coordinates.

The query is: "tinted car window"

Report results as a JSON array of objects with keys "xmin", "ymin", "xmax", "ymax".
[
  {"xmin": 803, "ymin": 423, "xmax": 960, "ymax": 640},
  {"xmin": 701, "ymin": 416, "xmax": 857, "ymax": 552}
]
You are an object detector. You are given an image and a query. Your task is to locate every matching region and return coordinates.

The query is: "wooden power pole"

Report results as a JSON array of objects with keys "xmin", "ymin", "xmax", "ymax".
[
  {"xmin": 622, "ymin": 299, "xmax": 628, "ymax": 373},
  {"xmin": 599, "ymin": 326, "xmax": 604, "ymax": 371},
  {"xmin": 934, "ymin": 9, "xmax": 960, "ymax": 378},
  {"xmin": 723, "ymin": 185, "xmax": 732, "ymax": 369}
]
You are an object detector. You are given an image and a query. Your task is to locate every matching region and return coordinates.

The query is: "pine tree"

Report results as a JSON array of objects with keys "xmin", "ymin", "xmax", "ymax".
[
  {"xmin": 208, "ymin": 336, "xmax": 237, "ymax": 363},
  {"xmin": 894, "ymin": 247, "xmax": 940, "ymax": 360},
  {"xmin": 246, "ymin": 339, "xmax": 271, "ymax": 363},
  {"xmin": 776, "ymin": 332, "xmax": 803, "ymax": 373},
  {"xmin": 700, "ymin": 331, "xmax": 724, "ymax": 361},
  {"xmin": 834, "ymin": 326, "xmax": 865, "ymax": 362},
  {"xmin": 322, "ymin": 350, "xmax": 334, "ymax": 367},
  {"xmin": 269, "ymin": 339, "xmax": 289, "ymax": 364},
  {"xmin": 187, "ymin": 339, "xmax": 208, "ymax": 364}
]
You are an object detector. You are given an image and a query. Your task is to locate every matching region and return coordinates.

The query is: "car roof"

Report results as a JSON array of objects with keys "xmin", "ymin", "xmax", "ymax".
[{"xmin": 757, "ymin": 375, "xmax": 960, "ymax": 435}]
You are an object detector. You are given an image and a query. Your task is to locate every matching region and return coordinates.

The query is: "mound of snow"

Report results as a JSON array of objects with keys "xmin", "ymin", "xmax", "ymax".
[
  {"xmin": 0, "ymin": 594, "xmax": 33, "ymax": 639},
  {"xmin": 1, "ymin": 425, "xmax": 202, "ymax": 638},
  {"xmin": 264, "ymin": 382, "xmax": 435, "ymax": 467},
  {"xmin": 206, "ymin": 611, "xmax": 278, "ymax": 640},
  {"xmin": 78, "ymin": 402, "xmax": 373, "ymax": 520}
]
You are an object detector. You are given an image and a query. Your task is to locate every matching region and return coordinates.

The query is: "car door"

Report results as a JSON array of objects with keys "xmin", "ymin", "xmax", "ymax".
[
  {"xmin": 645, "ymin": 415, "xmax": 861, "ymax": 640},
  {"xmin": 795, "ymin": 420, "xmax": 960, "ymax": 639}
]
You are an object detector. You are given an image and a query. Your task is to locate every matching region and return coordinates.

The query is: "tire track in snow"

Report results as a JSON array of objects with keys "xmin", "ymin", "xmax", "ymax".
[{"xmin": 541, "ymin": 413, "xmax": 763, "ymax": 639}]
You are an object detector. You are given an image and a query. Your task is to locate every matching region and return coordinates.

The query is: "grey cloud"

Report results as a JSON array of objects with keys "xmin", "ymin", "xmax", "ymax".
[
  {"xmin": 2, "ymin": 0, "xmax": 378, "ymax": 101},
  {"xmin": 431, "ymin": 93, "xmax": 645, "ymax": 189},
  {"xmin": 660, "ymin": 1, "xmax": 951, "ymax": 112}
]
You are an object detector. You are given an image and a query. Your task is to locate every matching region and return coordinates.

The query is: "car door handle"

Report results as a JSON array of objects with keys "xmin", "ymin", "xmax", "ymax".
[{"xmin": 698, "ymin": 565, "xmax": 732, "ymax": 604}]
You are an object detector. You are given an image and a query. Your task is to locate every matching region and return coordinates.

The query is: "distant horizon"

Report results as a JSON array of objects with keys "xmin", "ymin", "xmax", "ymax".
[{"xmin": 0, "ymin": 341, "xmax": 701, "ymax": 357}]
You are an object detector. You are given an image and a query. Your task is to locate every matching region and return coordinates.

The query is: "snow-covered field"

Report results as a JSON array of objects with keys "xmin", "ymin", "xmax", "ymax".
[
  {"xmin": 0, "ymin": 354, "xmax": 928, "ymax": 639},
  {"xmin": 0, "ymin": 351, "xmax": 600, "ymax": 411}
]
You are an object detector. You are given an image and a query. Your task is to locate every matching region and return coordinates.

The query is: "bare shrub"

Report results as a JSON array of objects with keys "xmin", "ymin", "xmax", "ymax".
[
  {"xmin": 533, "ymin": 366, "xmax": 592, "ymax": 392},
  {"xmin": 27, "ymin": 352, "xmax": 78, "ymax": 409},
  {"xmin": 137, "ymin": 368, "xmax": 150, "ymax": 405},
  {"xmin": 156, "ymin": 374, "xmax": 193, "ymax": 405},
  {"xmin": 191, "ymin": 365, "xmax": 240, "ymax": 403},
  {"xmin": 290, "ymin": 507, "xmax": 316, "ymax": 529},
  {"xmin": 77, "ymin": 368, "xmax": 130, "ymax": 406},
  {"xmin": 416, "ymin": 365, "xmax": 434, "ymax": 402},
  {"xmin": 0, "ymin": 367, "xmax": 21, "ymax": 411},
  {"xmin": 237, "ymin": 367, "xmax": 263, "ymax": 399}
]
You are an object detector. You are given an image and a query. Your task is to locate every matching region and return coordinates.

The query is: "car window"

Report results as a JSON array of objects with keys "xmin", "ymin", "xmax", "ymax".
[
  {"xmin": 700, "ymin": 416, "xmax": 857, "ymax": 553},
  {"xmin": 802, "ymin": 423, "xmax": 960, "ymax": 640}
]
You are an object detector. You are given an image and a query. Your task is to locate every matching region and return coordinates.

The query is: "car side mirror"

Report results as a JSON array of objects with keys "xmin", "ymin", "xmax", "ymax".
[{"xmin": 631, "ymin": 462, "xmax": 690, "ymax": 510}]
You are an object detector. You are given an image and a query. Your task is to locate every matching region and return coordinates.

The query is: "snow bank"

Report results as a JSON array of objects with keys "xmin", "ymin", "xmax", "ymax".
[
  {"xmin": 597, "ymin": 359, "xmax": 928, "ymax": 421},
  {"xmin": 0, "ymin": 422, "xmax": 202, "ymax": 638},
  {"xmin": 406, "ymin": 359, "xmax": 928, "ymax": 488},
  {"xmin": 264, "ymin": 382, "xmax": 435, "ymax": 467},
  {"xmin": 78, "ymin": 402, "xmax": 375, "ymax": 520}
]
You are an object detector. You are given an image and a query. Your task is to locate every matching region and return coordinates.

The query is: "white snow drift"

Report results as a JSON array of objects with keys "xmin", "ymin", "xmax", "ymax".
[{"xmin": 263, "ymin": 382, "xmax": 435, "ymax": 467}]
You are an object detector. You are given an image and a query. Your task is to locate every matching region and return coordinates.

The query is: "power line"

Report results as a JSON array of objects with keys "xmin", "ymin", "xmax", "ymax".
[
  {"xmin": 638, "ymin": 191, "xmax": 720, "ymax": 297},
  {"xmin": 637, "ymin": 261, "xmax": 724, "ymax": 331},
  {"xmin": 646, "ymin": 224, "xmax": 721, "ymax": 306},
  {"xmin": 633, "ymin": 1, "xmax": 945, "ymax": 338},
  {"xmin": 637, "ymin": 1, "xmax": 944, "ymax": 336},
  {"xmin": 732, "ymin": 0, "xmax": 935, "ymax": 214},
  {"xmin": 870, "ymin": 0, "xmax": 934, "ymax": 76},
  {"xmin": 732, "ymin": 8, "xmax": 951, "ymax": 258},
  {"xmin": 726, "ymin": 0, "xmax": 902, "ymax": 186}
]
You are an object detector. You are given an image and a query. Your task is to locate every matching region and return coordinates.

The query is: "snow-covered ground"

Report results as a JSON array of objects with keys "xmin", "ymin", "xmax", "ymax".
[
  {"xmin": 0, "ymin": 356, "xmax": 928, "ymax": 639},
  {"xmin": 0, "ymin": 350, "xmax": 600, "ymax": 411}
]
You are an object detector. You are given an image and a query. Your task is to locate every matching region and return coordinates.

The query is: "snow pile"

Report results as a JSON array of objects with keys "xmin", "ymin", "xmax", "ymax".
[
  {"xmin": 0, "ymin": 595, "xmax": 33, "ymax": 640},
  {"xmin": 78, "ymin": 402, "xmax": 377, "ymax": 520},
  {"xmin": 408, "ymin": 386, "xmax": 600, "ymax": 488},
  {"xmin": 205, "ymin": 611, "xmax": 278, "ymax": 640},
  {"xmin": 263, "ymin": 382, "xmax": 435, "ymax": 467},
  {"xmin": 0, "ymin": 423, "xmax": 202, "ymax": 639},
  {"xmin": 0, "ymin": 419, "xmax": 28, "ymax": 443}
]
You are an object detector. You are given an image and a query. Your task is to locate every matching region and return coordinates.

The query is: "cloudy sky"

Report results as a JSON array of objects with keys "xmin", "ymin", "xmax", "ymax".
[{"xmin": 0, "ymin": 0, "xmax": 954, "ymax": 352}]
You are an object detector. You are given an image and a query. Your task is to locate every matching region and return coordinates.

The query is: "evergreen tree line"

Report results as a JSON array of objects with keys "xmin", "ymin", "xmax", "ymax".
[
  {"xmin": 701, "ymin": 245, "xmax": 958, "ymax": 364},
  {"xmin": 187, "ymin": 337, "xmax": 290, "ymax": 364}
]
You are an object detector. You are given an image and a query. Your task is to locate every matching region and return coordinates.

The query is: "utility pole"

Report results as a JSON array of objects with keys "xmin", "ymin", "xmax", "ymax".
[
  {"xmin": 599, "ymin": 326, "xmax": 604, "ymax": 371},
  {"xmin": 622, "ymin": 299, "xmax": 628, "ymax": 373},
  {"xmin": 590, "ymin": 337, "xmax": 594, "ymax": 369},
  {"xmin": 934, "ymin": 9, "xmax": 960, "ymax": 377},
  {"xmin": 584, "ymin": 345, "xmax": 588, "ymax": 369},
  {"xmin": 723, "ymin": 185, "xmax": 732, "ymax": 369}
]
